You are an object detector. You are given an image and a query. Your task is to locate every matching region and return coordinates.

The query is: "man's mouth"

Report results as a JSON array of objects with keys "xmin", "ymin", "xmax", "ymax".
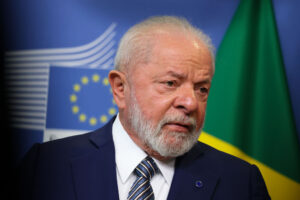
[{"xmin": 163, "ymin": 122, "xmax": 193, "ymax": 133}]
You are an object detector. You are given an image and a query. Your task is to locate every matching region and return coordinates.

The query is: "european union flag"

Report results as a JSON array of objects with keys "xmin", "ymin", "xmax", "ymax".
[{"xmin": 46, "ymin": 66, "xmax": 117, "ymax": 132}]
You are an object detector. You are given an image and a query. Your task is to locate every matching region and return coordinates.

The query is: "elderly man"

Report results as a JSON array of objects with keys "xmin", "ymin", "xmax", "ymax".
[{"xmin": 17, "ymin": 16, "xmax": 270, "ymax": 200}]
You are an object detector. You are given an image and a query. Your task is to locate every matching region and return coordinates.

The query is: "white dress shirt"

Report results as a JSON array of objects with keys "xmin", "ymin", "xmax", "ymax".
[{"xmin": 112, "ymin": 115, "xmax": 175, "ymax": 200}]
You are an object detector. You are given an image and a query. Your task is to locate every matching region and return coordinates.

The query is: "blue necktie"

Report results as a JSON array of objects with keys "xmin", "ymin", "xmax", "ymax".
[{"xmin": 128, "ymin": 157, "xmax": 159, "ymax": 200}]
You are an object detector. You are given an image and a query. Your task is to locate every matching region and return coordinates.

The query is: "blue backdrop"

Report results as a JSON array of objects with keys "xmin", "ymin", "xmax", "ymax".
[{"xmin": 2, "ymin": 0, "xmax": 299, "ymax": 165}]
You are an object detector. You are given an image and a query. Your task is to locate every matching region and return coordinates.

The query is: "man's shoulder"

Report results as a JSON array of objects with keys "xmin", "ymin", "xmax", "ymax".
[
  {"xmin": 33, "ymin": 117, "xmax": 115, "ymax": 157},
  {"xmin": 15, "ymin": 120, "xmax": 116, "ymax": 200},
  {"xmin": 172, "ymin": 142, "xmax": 270, "ymax": 199},
  {"xmin": 24, "ymin": 126, "xmax": 111, "ymax": 165},
  {"xmin": 191, "ymin": 141, "xmax": 253, "ymax": 170},
  {"xmin": 176, "ymin": 141, "xmax": 264, "ymax": 189},
  {"xmin": 40, "ymin": 130, "xmax": 94, "ymax": 154},
  {"xmin": 22, "ymin": 130, "xmax": 95, "ymax": 166}
]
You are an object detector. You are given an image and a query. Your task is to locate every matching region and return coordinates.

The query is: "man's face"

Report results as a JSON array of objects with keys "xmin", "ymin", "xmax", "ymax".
[{"xmin": 123, "ymin": 33, "xmax": 213, "ymax": 158}]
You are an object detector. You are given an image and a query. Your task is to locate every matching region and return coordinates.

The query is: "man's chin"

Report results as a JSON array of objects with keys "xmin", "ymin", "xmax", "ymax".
[
  {"xmin": 162, "ymin": 130, "xmax": 190, "ymax": 142},
  {"xmin": 151, "ymin": 135, "xmax": 194, "ymax": 157}
]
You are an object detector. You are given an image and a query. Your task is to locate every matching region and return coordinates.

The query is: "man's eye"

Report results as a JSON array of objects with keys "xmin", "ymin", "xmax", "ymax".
[
  {"xmin": 200, "ymin": 87, "xmax": 208, "ymax": 93},
  {"xmin": 166, "ymin": 81, "xmax": 175, "ymax": 87}
]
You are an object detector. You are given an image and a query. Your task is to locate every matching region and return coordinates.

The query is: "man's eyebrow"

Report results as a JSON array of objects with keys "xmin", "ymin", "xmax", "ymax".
[
  {"xmin": 162, "ymin": 71, "xmax": 212, "ymax": 84},
  {"xmin": 197, "ymin": 79, "xmax": 211, "ymax": 84},
  {"xmin": 165, "ymin": 71, "xmax": 186, "ymax": 79}
]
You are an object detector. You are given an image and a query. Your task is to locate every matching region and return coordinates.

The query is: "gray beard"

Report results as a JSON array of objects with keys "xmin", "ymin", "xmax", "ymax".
[{"xmin": 128, "ymin": 93, "xmax": 201, "ymax": 158}]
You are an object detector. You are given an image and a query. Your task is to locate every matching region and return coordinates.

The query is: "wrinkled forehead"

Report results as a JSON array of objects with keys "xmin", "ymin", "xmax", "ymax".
[
  {"xmin": 124, "ymin": 29, "xmax": 213, "ymax": 85},
  {"xmin": 133, "ymin": 28, "xmax": 211, "ymax": 62},
  {"xmin": 145, "ymin": 32, "xmax": 212, "ymax": 66},
  {"xmin": 127, "ymin": 34, "xmax": 213, "ymax": 83}
]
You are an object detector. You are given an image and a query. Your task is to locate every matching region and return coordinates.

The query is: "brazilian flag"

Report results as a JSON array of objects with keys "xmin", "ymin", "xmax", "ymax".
[{"xmin": 200, "ymin": 0, "xmax": 300, "ymax": 199}]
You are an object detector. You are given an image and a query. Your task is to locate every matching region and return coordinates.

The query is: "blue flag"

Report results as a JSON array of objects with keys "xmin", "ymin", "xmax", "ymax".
[{"xmin": 45, "ymin": 66, "xmax": 118, "ymax": 139}]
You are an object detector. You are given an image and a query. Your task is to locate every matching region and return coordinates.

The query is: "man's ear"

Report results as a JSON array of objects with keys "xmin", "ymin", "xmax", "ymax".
[{"xmin": 108, "ymin": 70, "xmax": 127, "ymax": 109}]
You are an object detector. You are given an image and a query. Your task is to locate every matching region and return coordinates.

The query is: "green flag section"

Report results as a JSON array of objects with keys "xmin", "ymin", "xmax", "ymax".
[{"xmin": 200, "ymin": 0, "xmax": 300, "ymax": 199}]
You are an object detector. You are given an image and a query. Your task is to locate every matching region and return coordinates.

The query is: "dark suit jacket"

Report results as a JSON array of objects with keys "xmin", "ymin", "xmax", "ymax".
[{"xmin": 16, "ymin": 118, "xmax": 270, "ymax": 200}]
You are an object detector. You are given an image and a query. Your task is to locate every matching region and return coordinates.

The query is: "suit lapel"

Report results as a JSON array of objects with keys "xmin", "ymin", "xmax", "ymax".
[
  {"xmin": 69, "ymin": 117, "xmax": 220, "ymax": 200},
  {"xmin": 167, "ymin": 143, "xmax": 220, "ymax": 200},
  {"xmin": 70, "ymin": 118, "xmax": 119, "ymax": 200}
]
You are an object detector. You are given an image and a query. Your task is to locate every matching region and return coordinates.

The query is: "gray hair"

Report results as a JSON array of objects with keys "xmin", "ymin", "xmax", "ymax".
[{"xmin": 114, "ymin": 16, "xmax": 215, "ymax": 73}]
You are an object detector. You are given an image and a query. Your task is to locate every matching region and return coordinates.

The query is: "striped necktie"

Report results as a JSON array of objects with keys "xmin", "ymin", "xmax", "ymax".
[{"xmin": 128, "ymin": 156, "xmax": 159, "ymax": 200}]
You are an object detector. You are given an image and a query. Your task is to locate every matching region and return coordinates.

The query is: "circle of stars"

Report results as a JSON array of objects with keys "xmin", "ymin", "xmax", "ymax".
[{"xmin": 70, "ymin": 74, "xmax": 117, "ymax": 126}]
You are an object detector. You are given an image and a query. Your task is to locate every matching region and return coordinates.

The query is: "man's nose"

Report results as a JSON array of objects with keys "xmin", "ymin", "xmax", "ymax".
[{"xmin": 173, "ymin": 85, "xmax": 198, "ymax": 114}]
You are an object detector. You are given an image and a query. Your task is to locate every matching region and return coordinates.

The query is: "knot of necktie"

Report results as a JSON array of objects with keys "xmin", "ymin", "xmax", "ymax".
[{"xmin": 135, "ymin": 156, "xmax": 159, "ymax": 180}]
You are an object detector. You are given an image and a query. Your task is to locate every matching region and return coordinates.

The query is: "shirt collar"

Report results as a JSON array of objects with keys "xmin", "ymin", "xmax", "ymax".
[
  {"xmin": 153, "ymin": 157, "xmax": 175, "ymax": 185},
  {"xmin": 112, "ymin": 114, "xmax": 175, "ymax": 184}
]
